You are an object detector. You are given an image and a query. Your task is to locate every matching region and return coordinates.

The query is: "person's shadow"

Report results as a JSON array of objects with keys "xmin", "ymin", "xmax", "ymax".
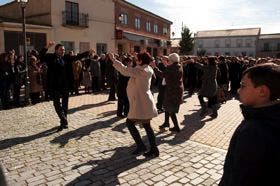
[
  {"xmin": 66, "ymin": 146, "xmax": 150, "ymax": 185},
  {"xmin": 0, "ymin": 127, "xmax": 58, "ymax": 150},
  {"xmin": 158, "ymin": 108, "xmax": 216, "ymax": 146},
  {"xmin": 50, "ymin": 116, "xmax": 123, "ymax": 147},
  {"xmin": 68, "ymin": 101, "xmax": 114, "ymax": 115}
]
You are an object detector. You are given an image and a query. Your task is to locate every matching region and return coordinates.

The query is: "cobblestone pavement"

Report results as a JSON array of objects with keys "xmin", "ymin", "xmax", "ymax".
[{"xmin": 0, "ymin": 91, "xmax": 243, "ymax": 186}]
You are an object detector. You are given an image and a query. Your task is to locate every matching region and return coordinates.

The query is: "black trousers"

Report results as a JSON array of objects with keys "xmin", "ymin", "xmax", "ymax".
[
  {"xmin": 156, "ymin": 85, "xmax": 165, "ymax": 110},
  {"xmin": 117, "ymin": 96, "xmax": 129, "ymax": 116},
  {"xmin": 198, "ymin": 94, "xmax": 218, "ymax": 108},
  {"xmin": 126, "ymin": 119, "xmax": 157, "ymax": 150},
  {"xmin": 92, "ymin": 76, "xmax": 100, "ymax": 92},
  {"xmin": 52, "ymin": 90, "xmax": 69, "ymax": 126}
]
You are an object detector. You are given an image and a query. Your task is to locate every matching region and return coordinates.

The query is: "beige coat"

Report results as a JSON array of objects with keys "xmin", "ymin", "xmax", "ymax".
[
  {"xmin": 29, "ymin": 65, "xmax": 43, "ymax": 93},
  {"xmin": 113, "ymin": 60, "xmax": 158, "ymax": 120}
]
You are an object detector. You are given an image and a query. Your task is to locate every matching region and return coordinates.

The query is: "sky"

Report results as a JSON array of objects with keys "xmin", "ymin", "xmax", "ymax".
[{"xmin": 1, "ymin": 0, "xmax": 279, "ymax": 38}]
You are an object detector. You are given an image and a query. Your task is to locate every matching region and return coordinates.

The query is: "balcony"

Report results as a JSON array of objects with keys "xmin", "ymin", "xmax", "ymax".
[{"xmin": 62, "ymin": 11, "xmax": 89, "ymax": 28}]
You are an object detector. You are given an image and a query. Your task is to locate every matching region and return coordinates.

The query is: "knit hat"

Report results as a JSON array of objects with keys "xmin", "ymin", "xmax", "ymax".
[{"xmin": 168, "ymin": 53, "xmax": 180, "ymax": 63}]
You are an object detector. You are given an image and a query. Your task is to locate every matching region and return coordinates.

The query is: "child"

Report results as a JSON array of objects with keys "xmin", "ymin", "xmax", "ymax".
[{"xmin": 219, "ymin": 63, "xmax": 280, "ymax": 186}]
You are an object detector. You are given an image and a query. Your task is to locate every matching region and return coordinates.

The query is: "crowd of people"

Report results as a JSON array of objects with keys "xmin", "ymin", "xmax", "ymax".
[{"xmin": 0, "ymin": 41, "xmax": 280, "ymax": 185}]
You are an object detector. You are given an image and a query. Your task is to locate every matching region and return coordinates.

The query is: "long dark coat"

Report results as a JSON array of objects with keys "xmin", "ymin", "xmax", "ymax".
[
  {"xmin": 195, "ymin": 63, "xmax": 218, "ymax": 97},
  {"xmin": 154, "ymin": 62, "xmax": 184, "ymax": 110}
]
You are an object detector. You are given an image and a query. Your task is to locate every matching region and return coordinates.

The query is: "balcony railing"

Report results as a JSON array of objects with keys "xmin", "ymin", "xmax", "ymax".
[{"xmin": 62, "ymin": 11, "xmax": 89, "ymax": 28}]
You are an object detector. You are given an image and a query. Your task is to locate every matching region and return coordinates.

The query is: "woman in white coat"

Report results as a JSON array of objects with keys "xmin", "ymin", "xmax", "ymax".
[{"xmin": 108, "ymin": 52, "xmax": 159, "ymax": 158}]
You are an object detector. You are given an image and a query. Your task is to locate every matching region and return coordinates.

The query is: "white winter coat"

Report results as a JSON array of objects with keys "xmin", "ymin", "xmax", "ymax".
[{"xmin": 113, "ymin": 60, "xmax": 158, "ymax": 120}]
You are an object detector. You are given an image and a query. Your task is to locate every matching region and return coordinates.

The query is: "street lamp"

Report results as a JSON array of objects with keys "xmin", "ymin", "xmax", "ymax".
[{"xmin": 16, "ymin": 0, "xmax": 30, "ymax": 104}]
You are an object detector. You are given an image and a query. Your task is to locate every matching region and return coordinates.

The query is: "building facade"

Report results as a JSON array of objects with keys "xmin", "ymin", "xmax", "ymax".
[
  {"xmin": 115, "ymin": 0, "xmax": 172, "ymax": 57},
  {"xmin": 170, "ymin": 38, "xmax": 180, "ymax": 53},
  {"xmin": 193, "ymin": 28, "xmax": 261, "ymax": 57},
  {"xmin": 0, "ymin": 0, "xmax": 115, "ymax": 54},
  {"xmin": 257, "ymin": 34, "xmax": 280, "ymax": 58}
]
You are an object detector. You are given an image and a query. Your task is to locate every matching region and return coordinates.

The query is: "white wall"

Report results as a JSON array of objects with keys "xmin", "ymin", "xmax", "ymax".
[
  {"xmin": 50, "ymin": 0, "xmax": 115, "ymax": 53},
  {"xmin": 194, "ymin": 36, "xmax": 258, "ymax": 57}
]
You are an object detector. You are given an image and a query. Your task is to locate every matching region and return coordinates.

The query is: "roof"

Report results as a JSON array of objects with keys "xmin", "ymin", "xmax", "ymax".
[
  {"xmin": 196, "ymin": 28, "xmax": 261, "ymax": 38},
  {"xmin": 259, "ymin": 33, "xmax": 280, "ymax": 39},
  {"xmin": 120, "ymin": 0, "xmax": 172, "ymax": 24},
  {"xmin": 171, "ymin": 38, "xmax": 181, "ymax": 47}
]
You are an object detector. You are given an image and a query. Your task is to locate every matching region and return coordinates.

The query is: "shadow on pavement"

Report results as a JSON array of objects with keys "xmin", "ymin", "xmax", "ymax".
[
  {"xmin": 68, "ymin": 101, "xmax": 113, "ymax": 115},
  {"xmin": 0, "ymin": 127, "xmax": 58, "ymax": 150},
  {"xmin": 158, "ymin": 109, "xmax": 216, "ymax": 146},
  {"xmin": 66, "ymin": 146, "xmax": 150, "ymax": 185},
  {"xmin": 96, "ymin": 110, "xmax": 117, "ymax": 118},
  {"xmin": 50, "ymin": 116, "xmax": 122, "ymax": 147}
]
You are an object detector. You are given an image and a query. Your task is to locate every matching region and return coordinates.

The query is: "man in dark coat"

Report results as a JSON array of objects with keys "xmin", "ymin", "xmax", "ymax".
[
  {"xmin": 39, "ymin": 41, "xmax": 94, "ymax": 131},
  {"xmin": 219, "ymin": 63, "xmax": 280, "ymax": 186}
]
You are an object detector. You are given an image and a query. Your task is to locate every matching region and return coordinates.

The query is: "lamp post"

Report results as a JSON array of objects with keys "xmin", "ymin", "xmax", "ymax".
[{"xmin": 16, "ymin": 0, "xmax": 29, "ymax": 104}]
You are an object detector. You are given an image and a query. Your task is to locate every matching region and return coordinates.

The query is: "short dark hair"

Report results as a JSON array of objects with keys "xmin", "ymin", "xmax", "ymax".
[
  {"xmin": 55, "ymin": 44, "xmax": 64, "ymax": 51},
  {"xmin": 243, "ymin": 63, "xmax": 280, "ymax": 101},
  {"xmin": 137, "ymin": 52, "xmax": 152, "ymax": 65}
]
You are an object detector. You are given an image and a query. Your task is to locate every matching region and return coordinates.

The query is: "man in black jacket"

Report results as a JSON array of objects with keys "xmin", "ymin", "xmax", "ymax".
[
  {"xmin": 219, "ymin": 63, "xmax": 280, "ymax": 186},
  {"xmin": 40, "ymin": 41, "xmax": 94, "ymax": 131}
]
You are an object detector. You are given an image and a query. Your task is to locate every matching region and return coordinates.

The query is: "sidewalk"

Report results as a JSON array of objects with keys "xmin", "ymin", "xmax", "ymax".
[{"xmin": 0, "ymin": 92, "xmax": 243, "ymax": 185}]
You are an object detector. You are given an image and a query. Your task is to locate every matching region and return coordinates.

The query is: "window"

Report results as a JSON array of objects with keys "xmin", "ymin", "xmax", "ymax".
[
  {"xmin": 198, "ymin": 40, "xmax": 203, "ymax": 48},
  {"xmin": 163, "ymin": 48, "xmax": 167, "ymax": 55},
  {"xmin": 241, "ymin": 52, "xmax": 247, "ymax": 56},
  {"xmin": 163, "ymin": 27, "xmax": 168, "ymax": 35},
  {"xmin": 120, "ymin": 13, "xmax": 128, "ymax": 25},
  {"xmin": 245, "ymin": 39, "xmax": 252, "ymax": 47},
  {"xmin": 96, "ymin": 43, "xmax": 107, "ymax": 56},
  {"xmin": 147, "ymin": 47, "xmax": 152, "ymax": 54},
  {"xmin": 236, "ymin": 39, "xmax": 243, "ymax": 47},
  {"xmin": 225, "ymin": 39, "xmax": 231, "ymax": 48},
  {"xmin": 79, "ymin": 42, "xmax": 90, "ymax": 52},
  {"xmin": 146, "ymin": 21, "xmax": 151, "ymax": 32},
  {"xmin": 61, "ymin": 41, "xmax": 74, "ymax": 52},
  {"xmin": 134, "ymin": 18, "xmax": 141, "ymax": 29},
  {"xmin": 134, "ymin": 46, "xmax": 140, "ymax": 53},
  {"xmin": 154, "ymin": 24, "xmax": 158, "ymax": 33},
  {"xmin": 65, "ymin": 1, "xmax": 79, "ymax": 25},
  {"xmin": 215, "ymin": 39, "xmax": 220, "ymax": 48},
  {"xmin": 264, "ymin": 43, "xmax": 270, "ymax": 51},
  {"xmin": 277, "ymin": 43, "xmax": 280, "ymax": 51}
]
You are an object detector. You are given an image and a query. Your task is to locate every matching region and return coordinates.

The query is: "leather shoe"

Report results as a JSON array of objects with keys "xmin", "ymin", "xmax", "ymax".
[
  {"xmin": 169, "ymin": 127, "xmax": 180, "ymax": 132},
  {"xmin": 57, "ymin": 126, "xmax": 64, "ymax": 132},
  {"xmin": 144, "ymin": 148, "xmax": 159, "ymax": 158},
  {"xmin": 132, "ymin": 147, "xmax": 147, "ymax": 155},
  {"xmin": 159, "ymin": 122, "xmax": 169, "ymax": 129}
]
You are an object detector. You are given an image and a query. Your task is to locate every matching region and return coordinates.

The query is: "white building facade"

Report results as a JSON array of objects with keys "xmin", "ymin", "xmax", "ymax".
[
  {"xmin": 0, "ymin": 0, "xmax": 115, "ymax": 54},
  {"xmin": 193, "ymin": 28, "xmax": 261, "ymax": 57}
]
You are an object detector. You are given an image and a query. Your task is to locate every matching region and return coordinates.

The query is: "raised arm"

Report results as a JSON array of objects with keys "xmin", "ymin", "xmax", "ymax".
[
  {"xmin": 39, "ymin": 41, "xmax": 55, "ymax": 63},
  {"xmin": 108, "ymin": 53, "xmax": 144, "ymax": 78}
]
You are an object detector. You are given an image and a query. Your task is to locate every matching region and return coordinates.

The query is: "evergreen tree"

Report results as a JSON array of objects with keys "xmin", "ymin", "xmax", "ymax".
[{"xmin": 179, "ymin": 26, "xmax": 194, "ymax": 55}]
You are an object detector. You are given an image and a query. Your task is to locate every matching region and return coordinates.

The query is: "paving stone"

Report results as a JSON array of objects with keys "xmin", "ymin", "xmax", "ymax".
[
  {"xmin": 179, "ymin": 177, "xmax": 190, "ymax": 184},
  {"xmin": 164, "ymin": 175, "xmax": 179, "ymax": 184},
  {"xmin": 0, "ymin": 93, "xmax": 235, "ymax": 185},
  {"xmin": 191, "ymin": 177, "xmax": 204, "ymax": 185},
  {"xmin": 152, "ymin": 174, "xmax": 165, "ymax": 182}
]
